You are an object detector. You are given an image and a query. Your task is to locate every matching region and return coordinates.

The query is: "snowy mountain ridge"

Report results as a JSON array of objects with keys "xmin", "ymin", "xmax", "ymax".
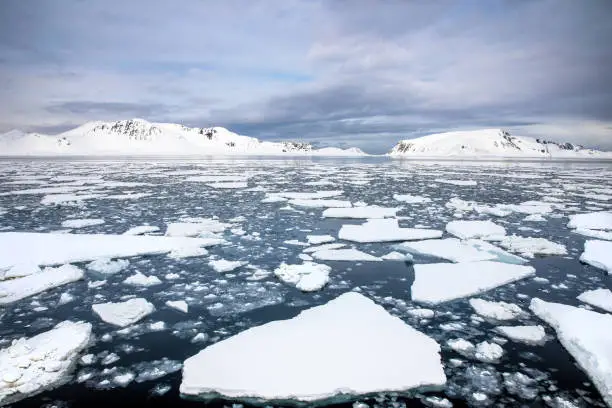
[
  {"xmin": 389, "ymin": 129, "xmax": 612, "ymax": 158},
  {"xmin": 0, "ymin": 118, "xmax": 366, "ymax": 156}
]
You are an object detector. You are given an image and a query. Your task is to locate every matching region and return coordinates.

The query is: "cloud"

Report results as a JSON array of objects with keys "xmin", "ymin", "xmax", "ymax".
[{"xmin": 0, "ymin": 0, "xmax": 610, "ymax": 153}]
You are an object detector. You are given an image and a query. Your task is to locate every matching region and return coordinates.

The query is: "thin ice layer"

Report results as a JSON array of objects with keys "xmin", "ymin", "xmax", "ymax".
[{"xmin": 180, "ymin": 292, "xmax": 446, "ymax": 403}]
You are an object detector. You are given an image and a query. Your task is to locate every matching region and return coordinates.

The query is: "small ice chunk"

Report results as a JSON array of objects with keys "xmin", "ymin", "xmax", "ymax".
[
  {"xmin": 274, "ymin": 262, "xmax": 332, "ymax": 292},
  {"xmin": 393, "ymin": 194, "xmax": 431, "ymax": 204},
  {"xmin": 180, "ymin": 292, "xmax": 446, "ymax": 403},
  {"xmin": 577, "ymin": 288, "xmax": 612, "ymax": 313},
  {"xmin": 311, "ymin": 248, "xmax": 381, "ymax": 262},
  {"xmin": 86, "ymin": 258, "xmax": 129, "ymax": 275},
  {"xmin": 133, "ymin": 358, "xmax": 182, "ymax": 383},
  {"xmin": 567, "ymin": 211, "xmax": 612, "ymax": 231},
  {"xmin": 290, "ymin": 199, "xmax": 352, "ymax": 208},
  {"xmin": 123, "ymin": 271, "xmax": 161, "ymax": 286},
  {"xmin": 447, "ymin": 338, "xmax": 475, "ymax": 356},
  {"xmin": 298, "ymin": 254, "xmax": 313, "ymax": 262},
  {"xmin": 435, "ymin": 179, "xmax": 477, "ymax": 186},
  {"xmin": 474, "ymin": 341, "xmax": 504, "ymax": 363},
  {"xmin": 61, "ymin": 218, "xmax": 105, "ymax": 229},
  {"xmin": 165, "ymin": 219, "xmax": 229, "ymax": 237},
  {"xmin": 494, "ymin": 325, "xmax": 547, "ymax": 345},
  {"xmin": 92, "ymin": 298, "xmax": 155, "ymax": 327},
  {"xmin": 167, "ymin": 246, "xmax": 208, "ymax": 259},
  {"xmin": 412, "ymin": 262, "xmax": 536, "ymax": 305},
  {"xmin": 122, "ymin": 225, "xmax": 160, "ymax": 235},
  {"xmin": 580, "ymin": 240, "xmax": 612, "ymax": 274},
  {"xmin": 57, "ymin": 292, "xmax": 75, "ymax": 305},
  {"xmin": 446, "ymin": 220, "xmax": 506, "ymax": 240},
  {"xmin": 302, "ymin": 243, "xmax": 346, "ymax": 253},
  {"xmin": 323, "ymin": 206, "xmax": 400, "ymax": 219},
  {"xmin": 422, "ymin": 396, "xmax": 453, "ymax": 408},
  {"xmin": 306, "ymin": 235, "xmax": 335, "ymax": 245},
  {"xmin": 469, "ymin": 298, "xmax": 526, "ymax": 321},
  {"xmin": 113, "ymin": 372, "xmax": 135, "ymax": 387},
  {"xmin": 497, "ymin": 235, "xmax": 567, "ymax": 257},
  {"xmin": 339, "ymin": 219, "xmax": 442, "ymax": 243},
  {"xmin": 0, "ymin": 264, "xmax": 84, "ymax": 305},
  {"xmin": 209, "ymin": 259, "xmax": 247, "ymax": 273},
  {"xmin": 166, "ymin": 300, "xmax": 189, "ymax": 313},
  {"xmin": 524, "ymin": 214, "xmax": 546, "ymax": 222},
  {"xmin": 407, "ymin": 308, "xmax": 435, "ymax": 319},
  {"xmin": 381, "ymin": 251, "xmax": 414, "ymax": 261}
]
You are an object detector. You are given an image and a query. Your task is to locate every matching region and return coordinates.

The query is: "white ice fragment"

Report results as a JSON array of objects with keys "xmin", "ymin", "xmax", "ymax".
[
  {"xmin": 311, "ymin": 248, "xmax": 381, "ymax": 262},
  {"xmin": 113, "ymin": 372, "xmax": 135, "ymax": 387},
  {"xmin": 180, "ymin": 292, "xmax": 446, "ymax": 402},
  {"xmin": 339, "ymin": 219, "xmax": 442, "ymax": 243},
  {"xmin": 445, "ymin": 220, "xmax": 506, "ymax": 240},
  {"xmin": 381, "ymin": 251, "xmax": 414, "ymax": 261},
  {"xmin": 165, "ymin": 219, "xmax": 229, "ymax": 237},
  {"xmin": 0, "ymin": 264, "xmax": 84, "ymax": 305},
  {"xmin": 123, "ymin": 272, "xmax": 161, "ymax": 286},
  {"xmin": 447, "ymin": 339, "xmax": 474, "ymax": 356},
  {"xmin": 209, "ymin": 259, "xmax": 247, "ymax": 273},
  {"xmin": 580, "ymin": 240, "xmax": 612, "ymax": 274},
  {"xmin": 302, "ymin": 243, "xmax": 346, "ymax": 253},
  {"xmin": 167, "ymin": 246, "xmax": 208, "ymax": 259},
  {"xmin": 290, "ymin": 199, "xmax": 352, "ymax": 208},
  {"xmin": 61, "ymin": 218, "xmax": 105, "ymax": 229},
  {"xmin": 412, "ymin": 262, "xmax": 536, "ymax": 305},
  {"xmin": 494, "ymin": 325, "xmax": 547, "ymax": 345},
  {"xmin": 122, "ymin": 226, "xmax": 160, "ymax": 236},
  {"xmin": 323, "ymin": 206, "xmax": 400, "ymax": 219},
  {"xmin": 206, "ymin": 181, "xmax": 248, "ymax": 189},
  {"xmin": 274, "ymin": 262, "xmax": 331, "ymax": 292},
  {"xmin": 86, "ymin": 258, "xmax": 129, "ymax": 275},
  {"xmin": 407, "ymin": 308, "xmax": 435, "ymax": 319},
  {"xmin": 393, "ymin": 194, "xmax": 431, "ymax": 204},
  {"xmin": 577, "ymin": 288, "xmax": 612, "ymax": 313},
  {"xmin": 92, "ymin": 298, "xmax": 155, "ymax": 327},
  {"xmin": 435, "ymin": 179, "xmax": 477, "ymax": 186},
  {"xmin": 497, "ymin": 235, "xmax": 567, "ymax": 257},
  {"xmin": 306, "ymin": 235, "xmax": 335, "ymax": 245},
  {"xmin": 573, "ymin": 228, "xmax": 612, "ymax": 241},
  {"xmin": 567, "ymin": 211, "xmax": 612, "ymax": 231},
  {"xmin": 397, "ymin": 238, "xmax": 525, "ymax": 264},
  {"xmin": 57, "ymin": 292, "xmax": 75, "ymax": 305},
  {"xmin": 469, "ymin": 298, "xmax": 526, "ymax": 321},
  {"xmin": 474, "ymin": 341, "xmax": 504, "ymax": 363},
  {"xmin": 166, "ymin": 300, "xmax": 189, "ymax": 313}
]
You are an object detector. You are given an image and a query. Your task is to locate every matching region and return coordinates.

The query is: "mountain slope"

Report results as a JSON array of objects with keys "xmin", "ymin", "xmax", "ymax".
[
  {"xmin": 0, "ymin": 119, "xmax": 366, "ymax": 156},
  {"xmin": 389, "ymin": 129, "xmax": 611, "ymax": 158}
]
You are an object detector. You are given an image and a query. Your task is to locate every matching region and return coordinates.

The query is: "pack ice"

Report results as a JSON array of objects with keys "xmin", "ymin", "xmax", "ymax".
[
  {"xmin": 397, "ymin": 238, "xmax": 526, "ymax": 264},
  {"xmin": 445, "ymin": 220, "xmax": 506, "ymax": 240},
  {"xmin": 580, "ymin": 240, "xmax": 612, "ymax": 274},
  {"xmin": 577, "ymin": 288, "xmax": 612, "ymax": 313},
  {"xmin": 0, "ymin": 321, "xmax": 92, "ymax": 406},
  {"xmin": 0, "ymin": 264, "xmax": 83, "ymax": 305},
  {"xmin": 180, "ymin": 292, "xmax": 446, "ymax": 403},
  {"xmin": 92, "ymin": 298, "xmax": 155, "ymax": 327},
  {"xmin": 339, "ymin": 219, "xmax": 442, "ymax": 243}
]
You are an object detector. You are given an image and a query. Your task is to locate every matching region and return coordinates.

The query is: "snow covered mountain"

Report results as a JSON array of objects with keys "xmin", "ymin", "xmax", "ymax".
[
  {"xmin": 389, "ymin": 129, "xmax": 612, "ymax": 158},
  {"xmin": 0, "ymin": 119, "xmax": 366, "ymax": 156}
]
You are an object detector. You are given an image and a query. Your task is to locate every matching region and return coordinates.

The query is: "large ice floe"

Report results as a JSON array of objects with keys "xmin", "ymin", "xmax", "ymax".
[
  {"xmin": 396, "ymin": 238, "xmax": 526, "ymax": 264},
  {"xmin": 322, "ymin": 206, "xmax": 400, "ymax": 219},
  {"xmin": 0, "ymin": 321, "xmax": 92, "ymax": 406},
  {"xmin": 0, "ymin": 264, "xmax": 83, "ymax": 305},
  {"xmin": 0, "ymin": 232, "xmax": 223, "ymax": 271},
  {"xmin": 92, "ymin": 298, "xmax": 155, "ymax": 327},
  {"xmin": 338, "ymin": 219, "xmax": 442, "ymax": 243},
  {"xmin": 577, "ymin": 288, "xmax": 612, "ymax": 313},
  {"xmin": 496, "ymin": 235, "xmax": 567, "ymax": 257},
  {"xmin": 530, "ymin": 298, "xmax": 612, "ymax": 407},
  {"xmin": 180, "ymin": 292, "xmax": 446, "ymax": 404},
  {"xmin": 567, "ymin": 211, "xmax": 612, "ymax": 231},
  {"xmin": 411, "ymin": 262, "xmax": 536, "ymax": 304},
  {"xmin": 580, "ymin": 240, "xmax": 612, "ymax": 274},
  {"xmin": 273, "ymin": 262, "xmax": 331, "ymax": 292},
  {"xmin": 445, "ymin": 220, "xmax": 506, "ymax": 240}
]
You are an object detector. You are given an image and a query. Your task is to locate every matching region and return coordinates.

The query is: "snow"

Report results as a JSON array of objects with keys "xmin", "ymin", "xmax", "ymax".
[
  {"xmin": 339, "ymin": 219, "xmax": 442, "ymax": 243},
  {"xmin": 0, "ymin": 264, "xmax": 84, "ymax": 305},
  {"xmin": 494, "ymin": 325, "xmax": 547, "ymax": 345},
  {"xmin": 445, "ymin": 220, "xmax": 506, "ymax": 240},
  {"xmin": 0, "ymin": 232, "xmax": 223, "ymax": 271},
  {"xmin": 393, "ymin": 194, "xmax": 431, "ymax": 204},
  {"xmin": 580, "ymin": 240, "xmax": 612, "ymax": 274},
  {"xmin": 61, "ymin": 218, "xmax": 105, "ymax": 229},
  {"xmin": 92, "ymin": 298, "xmax": 155, "ymax": 327},
  {"xmin": 209, "ymin": 259, "xmax": 247, "ymax": 273},
  {"xmin": 166, "ymin": 300, "xmax": 189, "ymax": 313},
  {"xmin": 397, "ymin": 238, "xmax": 526, "ymax": 264},
  {"xmin": 311, "ymin": 248, "xmax": 381, "ymax": 262},
  {"xmin": 497, "ymin": 235, "xmax": 567, "ymax": 257},
  {"xmin": 469, "ymin": 298, "xmax": 527, "ymax": 321},
  {"xmin": 530, "ymin": 298, "xmax": 612, "ymax": 407},
  {"xmin": 577, "ymin": 288, "xmax": 612, "ymax": 313},
  {"xmin": 306, "ymin": 235, "xmax": 335, "ymax": 245},
  {"xmin": 0, "ymin": 321, "xmax": 92, "ymax": 406},
  {"xmin": 567, "ymin": 211, "xmax": 612, "ymax": 231},
  {"xmin": 180, "ymin": 292, "xmax": 446, "ymax": 403},
  {"xmin": 323, "ymin": 206, "xmax": 400, "ymax": 219},
  {"xmin": 411, "ymin": 261, "xmax": 536, "ymax": 305},
  {"xmin": 123, "ymin": 272, "xmax": 162, "ymax": 286},
  {"xmin": 86, "ymin": 258, "xmax": 129, "ymax": 275},
  {"xmin": 122, "ymin": 226, "xmax": 160, "ymax": 235},
  {"xmin": 273, "ymin": 262, "xmax": 332, "ymax": 292}
]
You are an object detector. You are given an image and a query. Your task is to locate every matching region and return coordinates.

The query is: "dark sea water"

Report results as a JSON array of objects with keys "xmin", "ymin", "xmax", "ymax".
[{"xmin": 0, "ymin": 157, "xmax": 610, "ymax": 408}]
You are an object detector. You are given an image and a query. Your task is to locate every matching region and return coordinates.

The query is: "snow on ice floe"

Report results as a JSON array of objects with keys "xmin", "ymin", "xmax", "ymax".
[
  {"xmin": 494, "ymin": 325, "xmax": 547, "ymax": 345},
  {"xmin": 86, "ymin": 258, "xmax": 129, "ymax": 275},
  {"xmin": 209, "ymin": 259, "xmax": 247, "ymax": 273},
  {"xmin": 445, "ymin": 220, "xmax": 506, "ymax": 240},
  {"xmin": 580, "ymin": 240, "xmax": 612, "ymax": 274},
  {"xmin": 0, "ymin": 232, "xmax": 223, "ymax": 271},
  {"xmin": 393, "ymin": 194, "xmax": 431, "ymax": 204},
  {"xmin": 0, "ymin": 264, "xmax": 83, "ymax": 305},
  {"xmin": 311, "ymin": 248, "xmax": 381, "ymax": 262},
  {"xmin": 339, "ymin": 219, "xmax": 442, "ymax": 243},
  {"xmin": 497, "ymin": 235, "xmax": 567, "ymax": 258},
  {"xmin": 530, "ymin": 298, "xmax": 612, "ymax": 407},
  {"xmin": 92, "ymin": 298, "xmax": 155, "ymax": 327},
  {"xmin": 123, "ymin": 271, "xmax": 161, "ymax": 286},
  {"xmin": 61, "ymin": 218, "xmax": 105, "ymax": 229},
  {"xmin": 397, "ymin": 238, "xmax": 526, "ymax": 264},
  {"xmin": 122, "ymin": 225, "xmax": 160, "ymax": 236},
  {"xmin": 0, "ymin": 321, "xmax": 92, "ymax": 406},
  {"xmin": 577, "ymin": 288, "xmax": 612, "ymax": 313},
  {"xmin": 412, "ymin": 262, "xmax": 535, "ymax": 305},
  {"xmin": 567, "ymin": 211, "xmax": 612, "ymax": 231},
  {"xmin": 306, "ymin": 234, "xmax": 335, "ymax": 245},
  {"xmin": 323, "ymin": 206, "xmax": 399, "ymax": 219},
  {"xmin": 274, "ymin": 262, "xmax": 331, "ymax": 292},
  {"xmin": 166, "ymin": 300, "xmax": 189, "ymax": 313},
  {"xmin": 180, "ymin": 292, "xmax": 446, "ymax": 403},
  {"xmin": 469, "ymin": 298, "xmax": 527, "ymax": 321}
]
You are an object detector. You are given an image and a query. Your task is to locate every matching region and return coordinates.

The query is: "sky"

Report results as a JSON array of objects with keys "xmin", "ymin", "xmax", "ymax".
[{"xmin": 0, "ymin": 0, "xmax": 611, "ymax": 153}]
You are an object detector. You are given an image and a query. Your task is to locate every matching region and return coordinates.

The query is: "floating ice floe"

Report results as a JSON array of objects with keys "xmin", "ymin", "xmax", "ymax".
[
  {"xmin": 86, "ymin": 258, "xmax": 129, "ymax": 275},
  {"xmin": 397, "ymin": 238, "xmax": 526, "ymax": 264},
  {"xmin": 167, "ymin": 246, "xmax": 208, "ymax": 259},
  {"xmin": 577, "ymin": 288, "xmax": 612, "ymax": 313},
  {"xmin": 165, "ymin": 218, "xmax": 230, "ymax": 237},
  {"xmin": 573, "ymin": 228, "xmax": 612, "ymax": 241},
  {"xmin": 209, "ymin": 259, "xmax": 247, "ymax": 273},
  {"xmin": 445, "ymin": 220, "xmax": 506, "ymax": 240},
  {"xmin": 185, "ymin": 175, "xmax": 250, "ymax": 183},
  {"xmin": 289, "ymin": 199, "xmax": 352, "ymax": 208},
  {"xmin": 306, "ymin": 235, "xmax": 335, "ymax": 245},
  {"xmin": 567, "ymin": 211, "xmax": 612, "ymax": 231},
  {"xmin": 311, "ymin": 248, "xmax": 381, "ymax": 262},
  {"xmin": 411, "ymin": 262, "xmax": 536, "ymax": 305},
  {"xmin": 180, "ymin": 292, "xmax": 446, "ymax": 403},
  {"xmin": 92, "ymin": 298, "xmax": 155, "ymax": 327},
  {"xmin": 0, "ymin": 264, "xmax": 83, "ymax": 305},
  {"xmin": 393, "ymin": 194, "xmax": 431, "ymax": 204},
  {"xmin": 469, "ymin": 298, "xmax": 527, "ymax": 321},
  {"xmin": 206, "ymin": 182, "xmax": 248, "ymax": 189},
  {"xmin": 435, "ymin": 179, "xmax": 477, "ymax": 186},
  {"xmin": 123, "ymin": 272, "xmax": 162, "ymax": 286},
  {"xmin": 41, "ymin": 193, "xmax": 105, "ymax": 205},
  {"xmin": 122, "ymin": 226, "xmax": 160, "ymax": 236},
  {"xmin": 497, "ymin": 236, "xmax": 567, "ymax": 258},
  {"xmin": 61, "ymin": 218, "xmax": 105, "ymax": 229},
  {"xmin": 339, "ymin": 219, "xmax": 442, "ymax": 243},
  {"xmin": 166, "ymin": 300, "xmax": 189, "ymax": 313},
  {"xmin": 530, "ymin": 298, "xmax": 612, "ymax": 407},
  {"xmin": 0, "ymin": 232, "xmax": 223, "ymax": 271},
  {"xmin": 266, "ymin": 191, "xmax": 343, "ymax": 200},
  {"xmin": 0, "ymin": 321, "xmax": 92, "ymax": 406},
  {"xmin": 323, "ymin": 206, "xmax": 399, "ymax": 219},
  {"xmin": 580, "ymin": 240, "xmax": 612, "ymax": 274},
  {"xmin": 382, "ymin": 251, "xmax": 414, "ymax": 262},
  {"xmin": 302, "ymin": 243, "xmax": 346, "ymax": 253},
  {"xmin": 274, "ymin": 262, "xmax": 332, "ymax": 292},
  {"xmin": 494, "ymin": 325, "xmax": 547, "ymax": 345}
]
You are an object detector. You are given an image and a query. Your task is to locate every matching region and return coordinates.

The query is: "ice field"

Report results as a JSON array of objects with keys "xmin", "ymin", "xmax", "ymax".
[{"xmin": 0, "ymin": 157, "xmax": 611, "ymax": 408}]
